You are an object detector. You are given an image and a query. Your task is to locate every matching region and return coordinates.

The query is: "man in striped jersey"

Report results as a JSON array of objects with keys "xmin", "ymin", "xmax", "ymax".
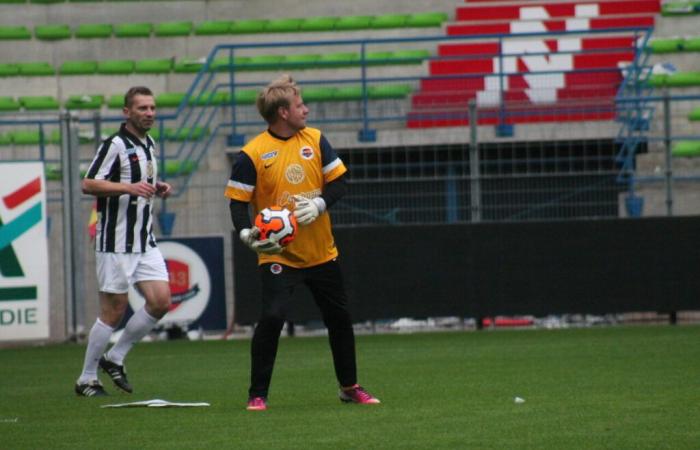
[
  {"xmin": 75, "ymin": 86, "xmax": 172, "ymax": 397},
  {"xmin": 226, "ymin": 75, "xmax": 379, "ymax": 411}
]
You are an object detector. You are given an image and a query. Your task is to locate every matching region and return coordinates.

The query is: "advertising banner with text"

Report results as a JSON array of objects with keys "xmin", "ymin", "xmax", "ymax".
[{"xmin": 0, "ymin": 162, "xmax": 49, "ymax": 341}]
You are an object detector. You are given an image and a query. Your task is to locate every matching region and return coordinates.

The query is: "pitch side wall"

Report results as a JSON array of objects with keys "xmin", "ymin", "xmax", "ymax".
[{"xmin": 232, "ymin": 216, "xmax": 700, "ymax": 324}]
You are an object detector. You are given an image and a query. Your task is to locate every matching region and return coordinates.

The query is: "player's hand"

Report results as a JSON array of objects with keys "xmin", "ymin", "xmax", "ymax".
[
  {"xmin": 239, "ymin": 227, "xmax": 283, "ymax": 255},
  {"xmin": 129, "ymin": 181, "xmax": 157, "ymax": 198},
  {"xmin": 155, "ymin": 181, "xmax": 172, "ymax": 198},
  {"xmin": 292, "ymin": 195, "xmax": 326, "ymax": 226}
]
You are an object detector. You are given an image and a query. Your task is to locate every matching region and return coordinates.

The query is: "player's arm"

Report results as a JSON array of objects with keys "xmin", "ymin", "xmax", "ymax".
[
  {"xmin": 226, "ymin": 152, "xmax": 282, "ymax": 254},
  {"xmin": 293, "ymin": 134, "xmax": 347, "ymax": 225},
  {"xmin": 82, "ymin": 178, "xmax": 155, "ymax": 198}
]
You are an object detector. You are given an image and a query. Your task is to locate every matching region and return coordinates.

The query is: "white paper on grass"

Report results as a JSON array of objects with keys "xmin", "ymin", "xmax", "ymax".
[{"xmin": 101, "ymin": 399, "xmax": 210, "ymax": 408}]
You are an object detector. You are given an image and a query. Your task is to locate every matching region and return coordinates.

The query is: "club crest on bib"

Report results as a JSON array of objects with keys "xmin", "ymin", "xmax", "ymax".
[
  {"xmin": 285, "ymin": 164, "xmax": 305, "ymax": 184},
  {"xmin": 300, "ymin": 146, "xmax": 314, "ymax": 160}
]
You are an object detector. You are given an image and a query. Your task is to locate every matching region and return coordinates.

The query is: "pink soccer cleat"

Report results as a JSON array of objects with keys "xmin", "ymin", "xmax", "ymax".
[
  {"xmin": 246, "ymin": 396, "xmax": 267, "ymax": 411},
  {"xmin": 338, "ymin": 384, "xmax": 381, "ymax": 404}
]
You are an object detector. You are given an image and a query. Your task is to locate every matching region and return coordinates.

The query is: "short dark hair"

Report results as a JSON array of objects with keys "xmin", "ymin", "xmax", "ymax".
[{"xmin": 124, "ymin": 86, "xmax": 154, "ymax": 108}]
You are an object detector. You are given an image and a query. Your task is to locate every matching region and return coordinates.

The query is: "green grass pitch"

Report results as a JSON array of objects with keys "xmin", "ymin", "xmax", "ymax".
[{"xmin": 1, "ymin": 325, "xmax": 699, "ymax": 449}]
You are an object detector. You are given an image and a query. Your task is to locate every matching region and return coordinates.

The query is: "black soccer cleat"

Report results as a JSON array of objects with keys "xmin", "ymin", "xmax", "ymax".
[
  {"xmin": 99, "ymin": 355, "xmax": 133, "ymax": 393},
  {"xmin": 75, "ymin": 380, "xmax": 108, "ymax": 397}
]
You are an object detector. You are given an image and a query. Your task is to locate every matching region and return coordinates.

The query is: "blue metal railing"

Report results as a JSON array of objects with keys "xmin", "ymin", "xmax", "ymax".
[
  {"xmin": 613, "ymin": 27, "xmax": 655, "ymax": 199},
  {"xmin": 1, "ymin": 27, "xmax": 654, "ymax": 204}
]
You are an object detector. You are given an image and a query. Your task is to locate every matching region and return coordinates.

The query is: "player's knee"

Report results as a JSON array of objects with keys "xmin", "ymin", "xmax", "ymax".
[
  {"xmin": 147, "ymin": 295, "xmax": 171, "ymax": 319},
  {"xmin": 259, "ymin": 312, "xmax": 286, "ymax": 330}
]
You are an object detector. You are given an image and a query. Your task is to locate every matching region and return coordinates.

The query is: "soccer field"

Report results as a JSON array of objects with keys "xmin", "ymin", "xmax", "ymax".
[{"xmin": 1, "ymin": 325, "xmax": 699, "ymax": 449}]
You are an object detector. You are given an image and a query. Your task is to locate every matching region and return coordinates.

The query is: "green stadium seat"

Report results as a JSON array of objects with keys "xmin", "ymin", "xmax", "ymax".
[
  {"xmin": 334, "ymin": 15, "xmax": 372, "ymax": 30},
  {"xmin": 684, "ymin": 36, "xmax": 700, "ymax": 52},
  {"xmin": 210, "ymin": 56, "xmax": 251, "ymax": 71},
  {"xmin": 666, "ymin": 71, "xmax": 700, "ymax": 87},
  {"xmin": 0, "ymin": 0, "xmax": 26, "ymax": 4},
  {"xmin": 0, "ymin": 26, "xmax": 32, "ymax": 40},
  {"xmin": 134, "ymin": 58, "xmax": 173, "ymax": 74},
  {"xmin": 247, "ymin": 54, "xmax": 285, "ymax": 70},
  {"xmin": 191, "ymin": 91, "xmax": 228, "ymax": 106},
  {"xmin": 44, "ymin": 164, "xmax": 62, "ymax": 181},
  {"xmin": 301, "ymin": 86, "xmax": 336, "ymax": 102},
  {"xmin": 0, "ymin": 63, "xmax": 19, "ymax": 76},
  {"xmin": 672, "ymin": 140, "xmax": 700, "ymax": 156},
  {"xmin": 0, "ymin": 133, "xmax": 12, "ymax": 146},
  {"xmin": 174, "ymin": 58, "xmax": 205, "ymax": 73},
  {"xmin": 368, "ymin": 84, "xmax": 412, "ymax": 99},
  {"xmin": 318, "ymin": 52, "xmax": 359, "ymax": 67},
  {"xmin": 160, "ymin": 160, "xmax": 198, "ymax": 176},
  {"xmin": 48, "ymin": 129, "xmax": 62, "ymax": 145},
  {"xmin": 65, "ymin": 94, "xmax": 103, "ymax": 110},
  {"xmin": 648, "ymin": 38, "xmax": 684, "ymax": 54},
  {"xmin": 107, "ymin": 95, "xmax": 124, "ymax": 109},
  {"xmin": 390, "ymin": 49, "xmax": 431, "ymax": 64},
  {"xmin": 334, "ymin": 86, "xmax": 363, "ymax": 101},
  {"xmin": 59, "ymin": 60, "xmax": 98, "ymax": 75},
  {"xmin": 648, "ymin": 73, "xmax": 667, "ymax": 87},
  {"xmin": 661, "ymin": 2, "xmax": 698, "ymax": 16},
  {"xmin": 688, "ymin": 107, "xmax": 700, "ymax": 121},
  {"xmin": 114, "ymin": 22, "xmax": 152, "ymax": 38},
  {"xmin": 156, "ymin": 92, "xmax": 186, "ymax": 108},
  {"xmin": 9, "ymin": 130, "xmax": 41, "ymax": 145},
  {"xmin": 406, "ymin": 12, "xmax": 449, "ymax": 27},
  {"xmin": 0, "ymin": 96, "xmax": 20, "ymax": 111},
  {"xmin": 75, "ymin": 23, "xmax": 112, "ymax": 39},
  {"xmin": 31, "ymin": 0, "xmax": 63, "ymax": 4},
  {"xmin": 264, "ymin": 18, "xmax": 302, "ymax": 33},
  {"xmin": 154, "ymin": 21, "xmax": 192, "ymax": 37},
  {"xmin": 194, "ymin": 21, "xmax": 232, "ymax": 36},
  {"xmin": 230, "ymin": 19, "xmax": 267, "ymax": 34},
  {"xmin": 19, "ymin": 96, "xmax": 59, "ymax": 110},
  {"xmin": 370, "ymin": 14, "xmax": 409, "ymax": 29},
  {"xmin": 299, "ymin": 16, "xmax": 337, "ymax": 32},
  {"xmin": 365, "ymin": 51, "xmax": 394, "ymax": 65},
  {"xmin": 284, "ymin": 53, "xmax": 321, "ymax": 69},
  {"xmin": 234, "ymin": 89, "xmax": 258, "ymax": 105},
  {"xmin": 17, "ymin": 61, "xmax": 55, "ymax": 76},
  {"xmin": 34, "ymin": 24, "xmax": 71, "ymax": 40},
  {"xmin": 97, "ymin": 60, "xmax": 135, "ymax": 74},
  {"xmin": 166, "ymin": 126, "xmax": 207, "ymax": 141}
]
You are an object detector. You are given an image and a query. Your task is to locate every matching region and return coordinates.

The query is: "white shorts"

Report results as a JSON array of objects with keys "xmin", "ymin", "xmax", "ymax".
[{"xmin": 96, "ymin": 248, "xmax": 169, "ymax": 294}]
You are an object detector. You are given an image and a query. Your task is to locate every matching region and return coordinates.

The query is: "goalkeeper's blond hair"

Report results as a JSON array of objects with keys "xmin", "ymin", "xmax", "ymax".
[{"xmin": 257, "ymin": 74, "xmax": 301, "ymax": 124}]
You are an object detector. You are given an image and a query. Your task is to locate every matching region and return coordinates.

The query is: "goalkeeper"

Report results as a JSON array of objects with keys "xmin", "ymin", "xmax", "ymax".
[{"xmin": 224, "ymin": 74, "xmax": 380, "ymax": 411}]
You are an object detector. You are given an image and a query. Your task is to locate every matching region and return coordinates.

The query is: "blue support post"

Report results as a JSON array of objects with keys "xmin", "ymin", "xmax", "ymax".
[
  {"xmin": 358, "ymin": 42, "xmax": 376, "ymax": 142},
  {"xmin": 496, "ymin": 36, "xmax": 514, "ymax": 137}
]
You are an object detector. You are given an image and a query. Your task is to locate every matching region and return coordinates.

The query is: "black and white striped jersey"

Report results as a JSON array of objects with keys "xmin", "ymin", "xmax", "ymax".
[{"xmin": 85, "ymin": 123, "xmax": 159, "ymax": 253}]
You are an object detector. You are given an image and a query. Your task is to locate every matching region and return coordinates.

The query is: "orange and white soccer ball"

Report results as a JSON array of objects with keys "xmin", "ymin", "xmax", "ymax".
[{"xmin": 254, "ymin": 205, "xmax": 298, "ymax": 246}]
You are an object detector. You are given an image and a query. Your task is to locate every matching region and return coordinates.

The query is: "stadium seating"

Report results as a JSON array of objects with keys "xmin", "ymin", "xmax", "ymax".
[
  {"xmin": 407, "ymin": 0, "xmax": 659, "ymax": 128},
  {"xmin": 0, "ymin": 11, "xmax": 448, "ymax": 44},
  {"xmin": 648, "ymin": 72, "xmax": 700, "ymax": 87},
  {"xmin": 672, "ymin": 140, "xmax": 700, "ymax": 156},
  {"xmin": 1, "ymin": 49, "xmax": 430, "ymax": 80},
  {"xmin": 661, "ymin": 1, "xmax": 700, "ymax": 16}
]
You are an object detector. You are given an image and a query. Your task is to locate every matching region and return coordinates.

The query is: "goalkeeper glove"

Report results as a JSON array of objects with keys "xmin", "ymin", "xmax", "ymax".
[
  {"xmin": 292, "ymin": 195, "xmax": 326, "ymax": 226},
  {"xmin": 239, "ymin": 227, "xmax": 283, "ymax": 255}
]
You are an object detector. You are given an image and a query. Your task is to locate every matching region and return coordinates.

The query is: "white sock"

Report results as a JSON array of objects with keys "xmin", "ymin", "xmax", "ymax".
[
  {"xmin": 77, "ymin": 318, "xmax": 114, "ymax": 384},
  {"xmin": 105, "ymin": 307, "xmax": 158, "ymax": 365}
]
